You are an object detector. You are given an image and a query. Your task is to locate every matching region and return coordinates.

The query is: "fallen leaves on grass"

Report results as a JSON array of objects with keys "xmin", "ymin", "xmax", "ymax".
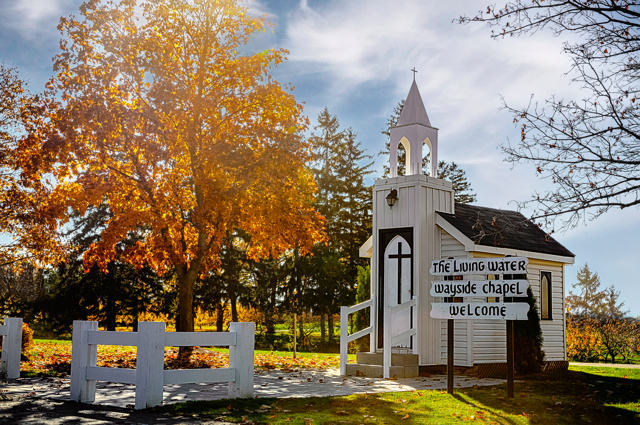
[{"xmin": 22, "ymin": 342, "xmax": 342, "ymax": 377}]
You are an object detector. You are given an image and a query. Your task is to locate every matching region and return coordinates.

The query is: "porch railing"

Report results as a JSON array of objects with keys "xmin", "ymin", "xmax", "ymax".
[
  {"xmin": 339, "ymin": 299, "xmax": 374, "ymax": 375},
  {"xmin": 383, "ymin": 296, "xmax": 417, "ymax": 378}
]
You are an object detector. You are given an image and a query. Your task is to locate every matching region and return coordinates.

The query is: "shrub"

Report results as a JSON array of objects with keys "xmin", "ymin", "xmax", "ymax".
[{"xmin": 514, "ymin": 287, "xmax": 545, "ymax": 375}]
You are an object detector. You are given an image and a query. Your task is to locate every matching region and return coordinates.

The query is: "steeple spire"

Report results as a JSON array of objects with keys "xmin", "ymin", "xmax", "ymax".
[
  {"xmin": 389, "ymin": 80, "xmax": 439, "ymax": 177},
  {"xmin": 396, "ymin": 80, "xmax": 431, "ymax": 128}
]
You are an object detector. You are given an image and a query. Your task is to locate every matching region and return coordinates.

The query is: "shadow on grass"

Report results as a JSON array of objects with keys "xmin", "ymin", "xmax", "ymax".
[
  {"xmin": 461, "ymin": 370, "xmax": 640, "ymax": 424},
  {"xmin": 156, "ymin": 370, "xmax": 640, "ymax": 424},
  {"xmin": 156, "ymin": 393, "xmax": 436, "ymax": 424},
  {"xmin": 0, "ymin": 396, "xmax": 202, "ymax": 424}
]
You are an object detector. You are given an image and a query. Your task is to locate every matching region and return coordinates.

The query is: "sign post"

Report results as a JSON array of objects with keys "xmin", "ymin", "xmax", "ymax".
[
  {"xmin": 447, "ymin": 317, "xmax": 453, "ymax": 394},
  {"xmin": 507, "ymin": 320, "xmax": 514, "ymax": 398},
  {"xmin": 430, "ymin": 257, "xmax": 530, "ymax": 397}
]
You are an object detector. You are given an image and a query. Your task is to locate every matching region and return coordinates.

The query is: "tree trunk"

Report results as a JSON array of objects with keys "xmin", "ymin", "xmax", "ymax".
[
  {"xmin": 266, "ymin": 284, "xmax": 277, "ymax": 334},
  {"xmin": 293, "ymin": 313, "xmax": 297, "ymax": 359},
  {"xmin": 105, "ymin": 296, "xmax": 117, "ymax": 332},
  {"xmin": 231, "ymin": 294, "xmax": 238, "ymax": 323},
  {"xmin": 328, "ymin": 313, "xmax": 335, "ymax": 344},
  {"xmin": 320, "ymin": 313, "xmax": 326, "ymax": 343},
  {"xmin": 216, "ymin": 301, "xmax": 225, "ymax": 332},
  {"xmin": 176, "ymin": 265, "xmax": 196, "ymax": 333},
  {"xmin": 176, "ymin": 262, "xmax": 200, "ymax": 362},
  {"xmin": 298, "ymin": 312, "xmax": 305, "ymax": 348},
  {"xmin": 265, "ymin": 312, "xmax": 276, "ymax": 334}
]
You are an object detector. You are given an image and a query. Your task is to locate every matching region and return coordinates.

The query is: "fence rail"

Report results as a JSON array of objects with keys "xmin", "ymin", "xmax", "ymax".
[
  {"xmin": 0, "ymin": 317, "xmax": 22, "ymax": 379},
  {"xmin": 70, "ymin": 321, "xmax": 254, "ymax": 409}
]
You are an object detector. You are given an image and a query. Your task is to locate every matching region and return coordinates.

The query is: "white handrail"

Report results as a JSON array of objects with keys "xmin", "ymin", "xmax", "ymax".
[
  {"xmin": 390, "ymin": 297, "xmax": 416, "ymax": 316},
  {"xmin": 384, "ymin": 296, "xmax": 418, "ymax": 379},
  {"xmin": 347, "ymin": 326, "xmax": 373, "ymax": 344},
  {"xmin": 392, "ymin": 328, "xmax": 417, "ymax": 346},
  {"xmin": 340, "ymin": 299, "xmax": 374, "ymax": 376},
  {"xmin": 344, "ymin": 299, "xmax": 373, "ymax": 316}
]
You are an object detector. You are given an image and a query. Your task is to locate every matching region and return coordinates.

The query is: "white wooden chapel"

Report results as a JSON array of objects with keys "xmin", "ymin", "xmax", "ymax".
[{"xmin": 339, "ymin": 80, "xmax": 575, "ymax": 378}]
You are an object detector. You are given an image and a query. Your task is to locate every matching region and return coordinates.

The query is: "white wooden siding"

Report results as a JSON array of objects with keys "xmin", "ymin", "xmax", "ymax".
[
  {"xmin": 472, "ymin": 320, "xmax": 508, "ymax": 363},
  {"xmin": 372, "ymin": 174, "xmax": 455, "ymax": 365},
  {"xmin": 528, "ymin": 260, "xmax": 566, "ymax": 361},
  {"xmin": 441, "ymin": 232, "xmax": 466, "ymax": 259},
  {"xmin": 469, "ymin": 257, "xmax": 567, "ymax": 363},
  {"xmin": 438, "ymin": 232, "xmax": 474, "ymax": 366}
]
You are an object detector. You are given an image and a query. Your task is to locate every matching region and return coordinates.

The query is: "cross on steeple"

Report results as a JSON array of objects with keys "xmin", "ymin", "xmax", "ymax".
[{"xmin": 411, "ymin": 67, "xmax": 418, "ymax": 81}]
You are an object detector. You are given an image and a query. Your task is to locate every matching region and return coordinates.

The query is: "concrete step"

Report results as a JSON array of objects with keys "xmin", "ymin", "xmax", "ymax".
[
  {"xmin": 345, "ymin": 363, "xmax": 419, "ymax": 379},
  {"xmin": 356, "ymin": 352, "xmax": 419, "ymax": 367}
]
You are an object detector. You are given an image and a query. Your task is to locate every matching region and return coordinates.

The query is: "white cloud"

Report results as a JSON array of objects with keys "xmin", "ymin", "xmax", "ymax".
[
  {"xmin": 1, "ymin": 0, "xmax": 76, "ymax": 39},
  {"xmin": 278, "ymin": 0, "xmax": 580, "ymax": 150}
]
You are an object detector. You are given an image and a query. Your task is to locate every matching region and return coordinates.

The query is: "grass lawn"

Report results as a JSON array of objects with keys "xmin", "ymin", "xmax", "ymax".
[
  {"xmin": 17, "ymin": 341, "xmax": 640, "ymax": 423},
  {"xmin": 156, "ymin": 366, "xmax": 640, "ymax": 424}
]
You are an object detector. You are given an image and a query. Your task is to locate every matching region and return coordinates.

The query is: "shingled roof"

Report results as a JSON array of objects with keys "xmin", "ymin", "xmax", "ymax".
[{"xmin": 437, "ymin": 203, "xmax": 575, "ymax": 258}]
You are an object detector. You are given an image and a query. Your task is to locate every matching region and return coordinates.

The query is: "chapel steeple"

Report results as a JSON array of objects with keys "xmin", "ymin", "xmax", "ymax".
[{"xmin": 389, "ymin": 80, "xmax": 439, "ymax": 178}]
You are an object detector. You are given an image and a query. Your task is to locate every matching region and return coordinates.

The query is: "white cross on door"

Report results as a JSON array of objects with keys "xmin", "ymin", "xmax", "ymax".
[{"xmin": 384, "ymin": 235, "xmax": 412, "ymax": 348}]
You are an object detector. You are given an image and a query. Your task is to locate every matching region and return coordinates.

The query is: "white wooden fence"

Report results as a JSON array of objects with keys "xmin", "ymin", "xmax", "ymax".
[
  {"xmin": 70, "ymin": 321, "xmax": 254, "ymax": 409},
  {"xmin": 0, "ymin": 317, "xmax": 23, "ymax": 379}
]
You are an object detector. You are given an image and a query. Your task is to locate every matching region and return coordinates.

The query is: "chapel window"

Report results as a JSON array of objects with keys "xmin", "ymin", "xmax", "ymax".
[{"xmin": 541, "ymin": 271, "xmax": 552, "ymax": 320}]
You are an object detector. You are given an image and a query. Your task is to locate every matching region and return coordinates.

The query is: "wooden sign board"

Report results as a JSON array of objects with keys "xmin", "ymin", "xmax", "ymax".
[
  {"xmin": 430, "ymin": 279, "xmax": 529, "ymax": 298},
  {"xmin": 430, "ymin": 257, "xmax": 528, "ymax": 276},
  {"xmin": 430, "ymin": 302, "xmax": 530, "ymax": 320}
]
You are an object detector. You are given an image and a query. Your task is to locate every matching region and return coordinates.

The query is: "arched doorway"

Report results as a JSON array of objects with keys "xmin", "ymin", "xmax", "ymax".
[{"xmin": 378, "ymin": 228, "xmax": 413, "ymax": 349}]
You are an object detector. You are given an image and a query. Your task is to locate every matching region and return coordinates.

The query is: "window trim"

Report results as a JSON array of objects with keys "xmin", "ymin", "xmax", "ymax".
[{"xmin": 540, "ymin": 271, "xmax": 552, "ymax": 320}]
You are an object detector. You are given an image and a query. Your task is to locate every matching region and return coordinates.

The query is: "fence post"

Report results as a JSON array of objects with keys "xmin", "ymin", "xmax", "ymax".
[
  {"xmin": 135, "ymin": 321, "xmax": 165, "ymax": 409},
  {"xmin": 228, "ymin": 322, "xmax": 254, "ymax": 398},
  {"xmin": 0, "ymin": 317, "xmax": 23, "ymax": 379},
  {"xmin": 340, "ymin": 306, "xmax": 348, "ymax": 376},
  {"xmin": 70, "ymin": 321, "xmax": 98, "ymax": 403}
]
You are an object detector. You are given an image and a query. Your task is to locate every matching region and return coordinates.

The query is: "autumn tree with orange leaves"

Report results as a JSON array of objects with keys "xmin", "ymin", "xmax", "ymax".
[
  {"xmin": 0, "ymin": 66, "xmax": 65, "ymax": 268},
  {"xmin": 15, "ymin": 0, "xmax": 325, "ymax": 334}
]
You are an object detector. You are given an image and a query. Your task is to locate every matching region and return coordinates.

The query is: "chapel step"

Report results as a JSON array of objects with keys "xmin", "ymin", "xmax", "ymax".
[
  {"xmin": 344, "ymin": 352, "xmax": 419, "ymax": 378},
  {"xmin": 356, "ymin": 352, "xmax": 419, "ymax": 367},
  {"xmin": 345, "ymin": 363, "xmax": 419, "ymax": 379}
]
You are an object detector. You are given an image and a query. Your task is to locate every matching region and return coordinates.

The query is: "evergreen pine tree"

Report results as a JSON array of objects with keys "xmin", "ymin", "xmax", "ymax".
[
  {"xmin": 307, "ymin": 108, "xmax": 374, "ymax": 345},
  {"xmin": 436, "ymin": 161, "xmax": 477, "ymax": 204},
  {"xmin": 353, "ymin": 265, "xmax": 371, "ymax": 352},
  {"xmin": 514, "ymin": 287, "xmax": 545, "ymax": 375},
  {"xmin": 353, "ymin": 265, "xmax": 371, "ymax": 331},
  {"xmin": 333, "ymin": 128, "xmax": 374, "ymax": 280},
  {"xmin": 566, "ymin": 263, "xmax": 627, "ymax": 318}
]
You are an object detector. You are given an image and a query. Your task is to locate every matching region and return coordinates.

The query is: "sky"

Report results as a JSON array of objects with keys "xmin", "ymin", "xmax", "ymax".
[{"xmin": 1, "ymin": 0, "xmax": 639, "ymax": 316}]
